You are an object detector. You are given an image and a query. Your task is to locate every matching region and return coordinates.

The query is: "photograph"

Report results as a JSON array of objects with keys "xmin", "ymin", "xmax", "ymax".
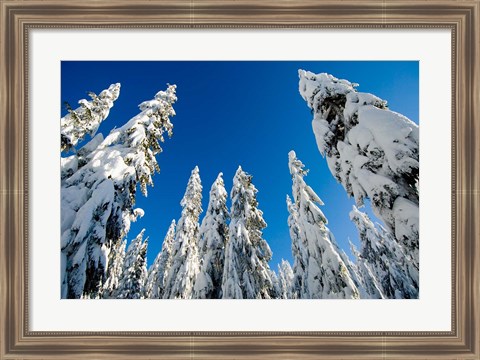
[{"xmin": 60, "ymin": 61, "xmax": 419, "ymax": 300}]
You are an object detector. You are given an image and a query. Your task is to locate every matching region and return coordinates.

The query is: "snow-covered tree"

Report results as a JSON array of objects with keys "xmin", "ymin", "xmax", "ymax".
[
  {"xmin": 144, "ymin": 220, "xmax": 176, "ymax": 299},
  {"xmin": 298, "ymin": 71, "xmax": 419, "ymax": 265},
  {"xmin": 100, "ymin": 239, "xmax": 126, "ymax": 298},
  {"xmin": 163, "ymin": 167, "xmax": 203, "ymax": 299},
  {"xmin": 113, "ymin": 230, "xmax": 148, "ymax": 299},
  {"xmin": 277, "ymin": 259, "xmax": 295, "ymax": 299},
  {"xmin": 348, "ymin": 240, "xmax": 384, "ymax": 299},
  {"xmin": 269, "ymin": 269, "xmax": 282, "ymax": 300},
  {"xmin": 350, "ymin": 206, "xmax": 419, "ymax": 299},
  {"xmin": 222, "ymin": 166, "xmax": 276, "ymax": 299},
  {"xmin": 193, "ymin": 173, "xmax": 229, "ymax": 299},
  {"xmin": 286, "ymin": 195, "xmax": 308, "ymax": 299},
  {"xmin": 61, "ymin": 83, "xmax": 120, "ymax": 153},
  {"xmin": 287, "ymin": 150, "xmax": 359, "ymax": 299},
  {"xmin": 61, "ymin": 84, "xmax": 177, "ymax": 299}
]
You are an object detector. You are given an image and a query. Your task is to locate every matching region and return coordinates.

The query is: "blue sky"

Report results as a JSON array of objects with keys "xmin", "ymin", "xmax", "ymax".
[{"xmin": 61, "ymin": 61, "xmax": 419, "ymax": 270}]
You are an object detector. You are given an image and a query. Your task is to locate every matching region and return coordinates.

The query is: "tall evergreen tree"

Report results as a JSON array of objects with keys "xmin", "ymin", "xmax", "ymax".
[
  {"xmin": 193, "ymin": 173, "xmax": 229, "ymax": 299},
  {"xmin": 277, "ymin": 259, "xmax": 295, "ymax": 299},
  {"xmin": 333, "ymin": 240, "xmax": 383, "ymax": 299},
  {"xmin": 222, "ymin": 167, "xmax": 276, "ymax": 299},
  {"xmin": 350, "ymin": 206, "xmax": 419, "ymax": 298},
  {"xmin": 298, "ymin": 71, "xmax": 419, "ymax": 265},
  {"xmin": 101, "ymin": 239, "xmax": 126, "ymax": 299},
  {"xmin": 349, "ymin": 240, "xmax": 385, "ymax": 299},
  {"xmin": 61, "ymin": 84, "xmax": 177, "ymax": 298},
  {"xmin": 286, "ymin": 195, "xmax": 308, "ymax": 299},
  {"xmin": 163, "ymin": 167, "xmax": 203, "ymax": 299},
  {"xmin": 288, "ymin": 151, "xmax": 360, "ymax": 299},
  {"xmin": 113, "ymin": 230, "xmax": 148, "ymax": 299},
  {"xmin": 269, "ymin": 269, "xmax": 282, "ymax": 300},
  {"xmin": 144, "ymin": 220, "xmax": 176, "ymax": 299}
]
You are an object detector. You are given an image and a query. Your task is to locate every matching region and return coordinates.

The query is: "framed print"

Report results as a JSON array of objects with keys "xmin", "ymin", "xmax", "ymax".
[{"xmin": 1, "ymin": 0, "xmax": 479, "ymax": 359}]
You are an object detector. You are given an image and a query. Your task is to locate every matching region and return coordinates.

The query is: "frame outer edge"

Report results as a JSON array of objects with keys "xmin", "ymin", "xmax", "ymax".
[
  {"xmin": 0, "ymin": 0, "xmax": 8, "ymax": 357},
  {"xmin": 1, "ymin": 0, "xmax": 479, "ymax": 359},
  {"xmin": 471, "ymin": 0, "xmax": 479, "ymax": 358},
  {"xmin": 1, "ymin": 1, "xmax": 17, "ymax": 359},
  {"xmin": 12, "ymin": 2, "xmax": 20, "ymax": 356},
  {"xmin": 459, "ymin": 1, "xmax": 479, "ymax": 357}
]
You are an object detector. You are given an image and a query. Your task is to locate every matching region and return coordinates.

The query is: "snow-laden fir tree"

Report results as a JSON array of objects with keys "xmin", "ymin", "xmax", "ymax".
[
  {"xmin": 222, "ymin": 166, "xmax": 276, "ymax": 299},
  {"xmin": 163, "ymin": 167, "xmax": 203, "ymax": 299},
  {"xmin": 193, "ymin": 173, "xmax": 229, "ymax": 299},
  {"xmin": 349, "ymin": 206, "xmax": 418, "ymax": 298},
  {"xmin": 286, "ymin": 195, "xmax": 308, "ymax": 299},
  {"xmin": 100, "ymin": 239, "xmax": 126, "ymax": 299},
  {"xmin": 298, "ymin": 71, "xmax": 419, "ymax": 265},
  {"xmin": 277, "ymin": 259, "xmax": 295, "ymax": 299},
  {"xmin": 61, "ymin": 83, "xmax": 120, "ymax": 153},
  {"xmin": 269, "ymin": 269, "xmax": 282, "ymax": 300},
  {"xmin": 348, "ymin": 240, "xmax": 384, "ymax": 299},
  {"xmin": 287, "ymin": 150, "xmax": 360, "ymax": 299},
  {"xmin": 326, "ymin": 230, "xmax": 381, "ymax": 299},
  {"xmin": 336, "ymin": 242, "xmax": 383, "ymax": 299},
  {"xmin": 61, "ymin": 84, "xmax": 177, "ymax": 299},
  {"xmin": 113, "ymin": 230, "xmax": 148, "ymax": 299},
  {"xmin": 144, "ymin": 220, "xmax": 176, "ymax": 299}
]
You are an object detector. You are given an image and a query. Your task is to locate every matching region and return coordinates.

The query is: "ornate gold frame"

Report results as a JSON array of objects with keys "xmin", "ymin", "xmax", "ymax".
[{"xmin": 1, "ymin": 1, "xmax": 479, "ymax": 358}]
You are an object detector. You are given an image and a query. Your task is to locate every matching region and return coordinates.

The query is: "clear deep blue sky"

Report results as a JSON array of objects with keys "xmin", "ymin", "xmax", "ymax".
[{"xmin": 61, "ymin": 61, "xmax": 419, "ymax": 270}]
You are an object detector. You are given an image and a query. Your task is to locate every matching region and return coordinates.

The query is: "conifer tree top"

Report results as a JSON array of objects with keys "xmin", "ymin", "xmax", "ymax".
[
  {"xmin": 61, "ymin": 82, "xmax": 121, "ymax": 152},
  {"xmin": 288, "ymin": 150, "xmax": 326, "ymax": 221},
  {"xmin": 288, "ymin": 150, "xmax": 307, "ymax": 178},
  {"xmin": 205, "ymin": 173, "xmax": 227, "ymax": 211},
  {"xmin": 180, "ymin": 166, "xmax": 203, "ymax": 215},
  {"xmin": 298, "ymin": 70, "xmax": 358, "ymax": 110}
]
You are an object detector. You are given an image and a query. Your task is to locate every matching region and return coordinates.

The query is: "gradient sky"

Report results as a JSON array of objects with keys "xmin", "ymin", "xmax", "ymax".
[{"xmin": 61, "ymin": 61, "xmax": 419, "ymax": 270}]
